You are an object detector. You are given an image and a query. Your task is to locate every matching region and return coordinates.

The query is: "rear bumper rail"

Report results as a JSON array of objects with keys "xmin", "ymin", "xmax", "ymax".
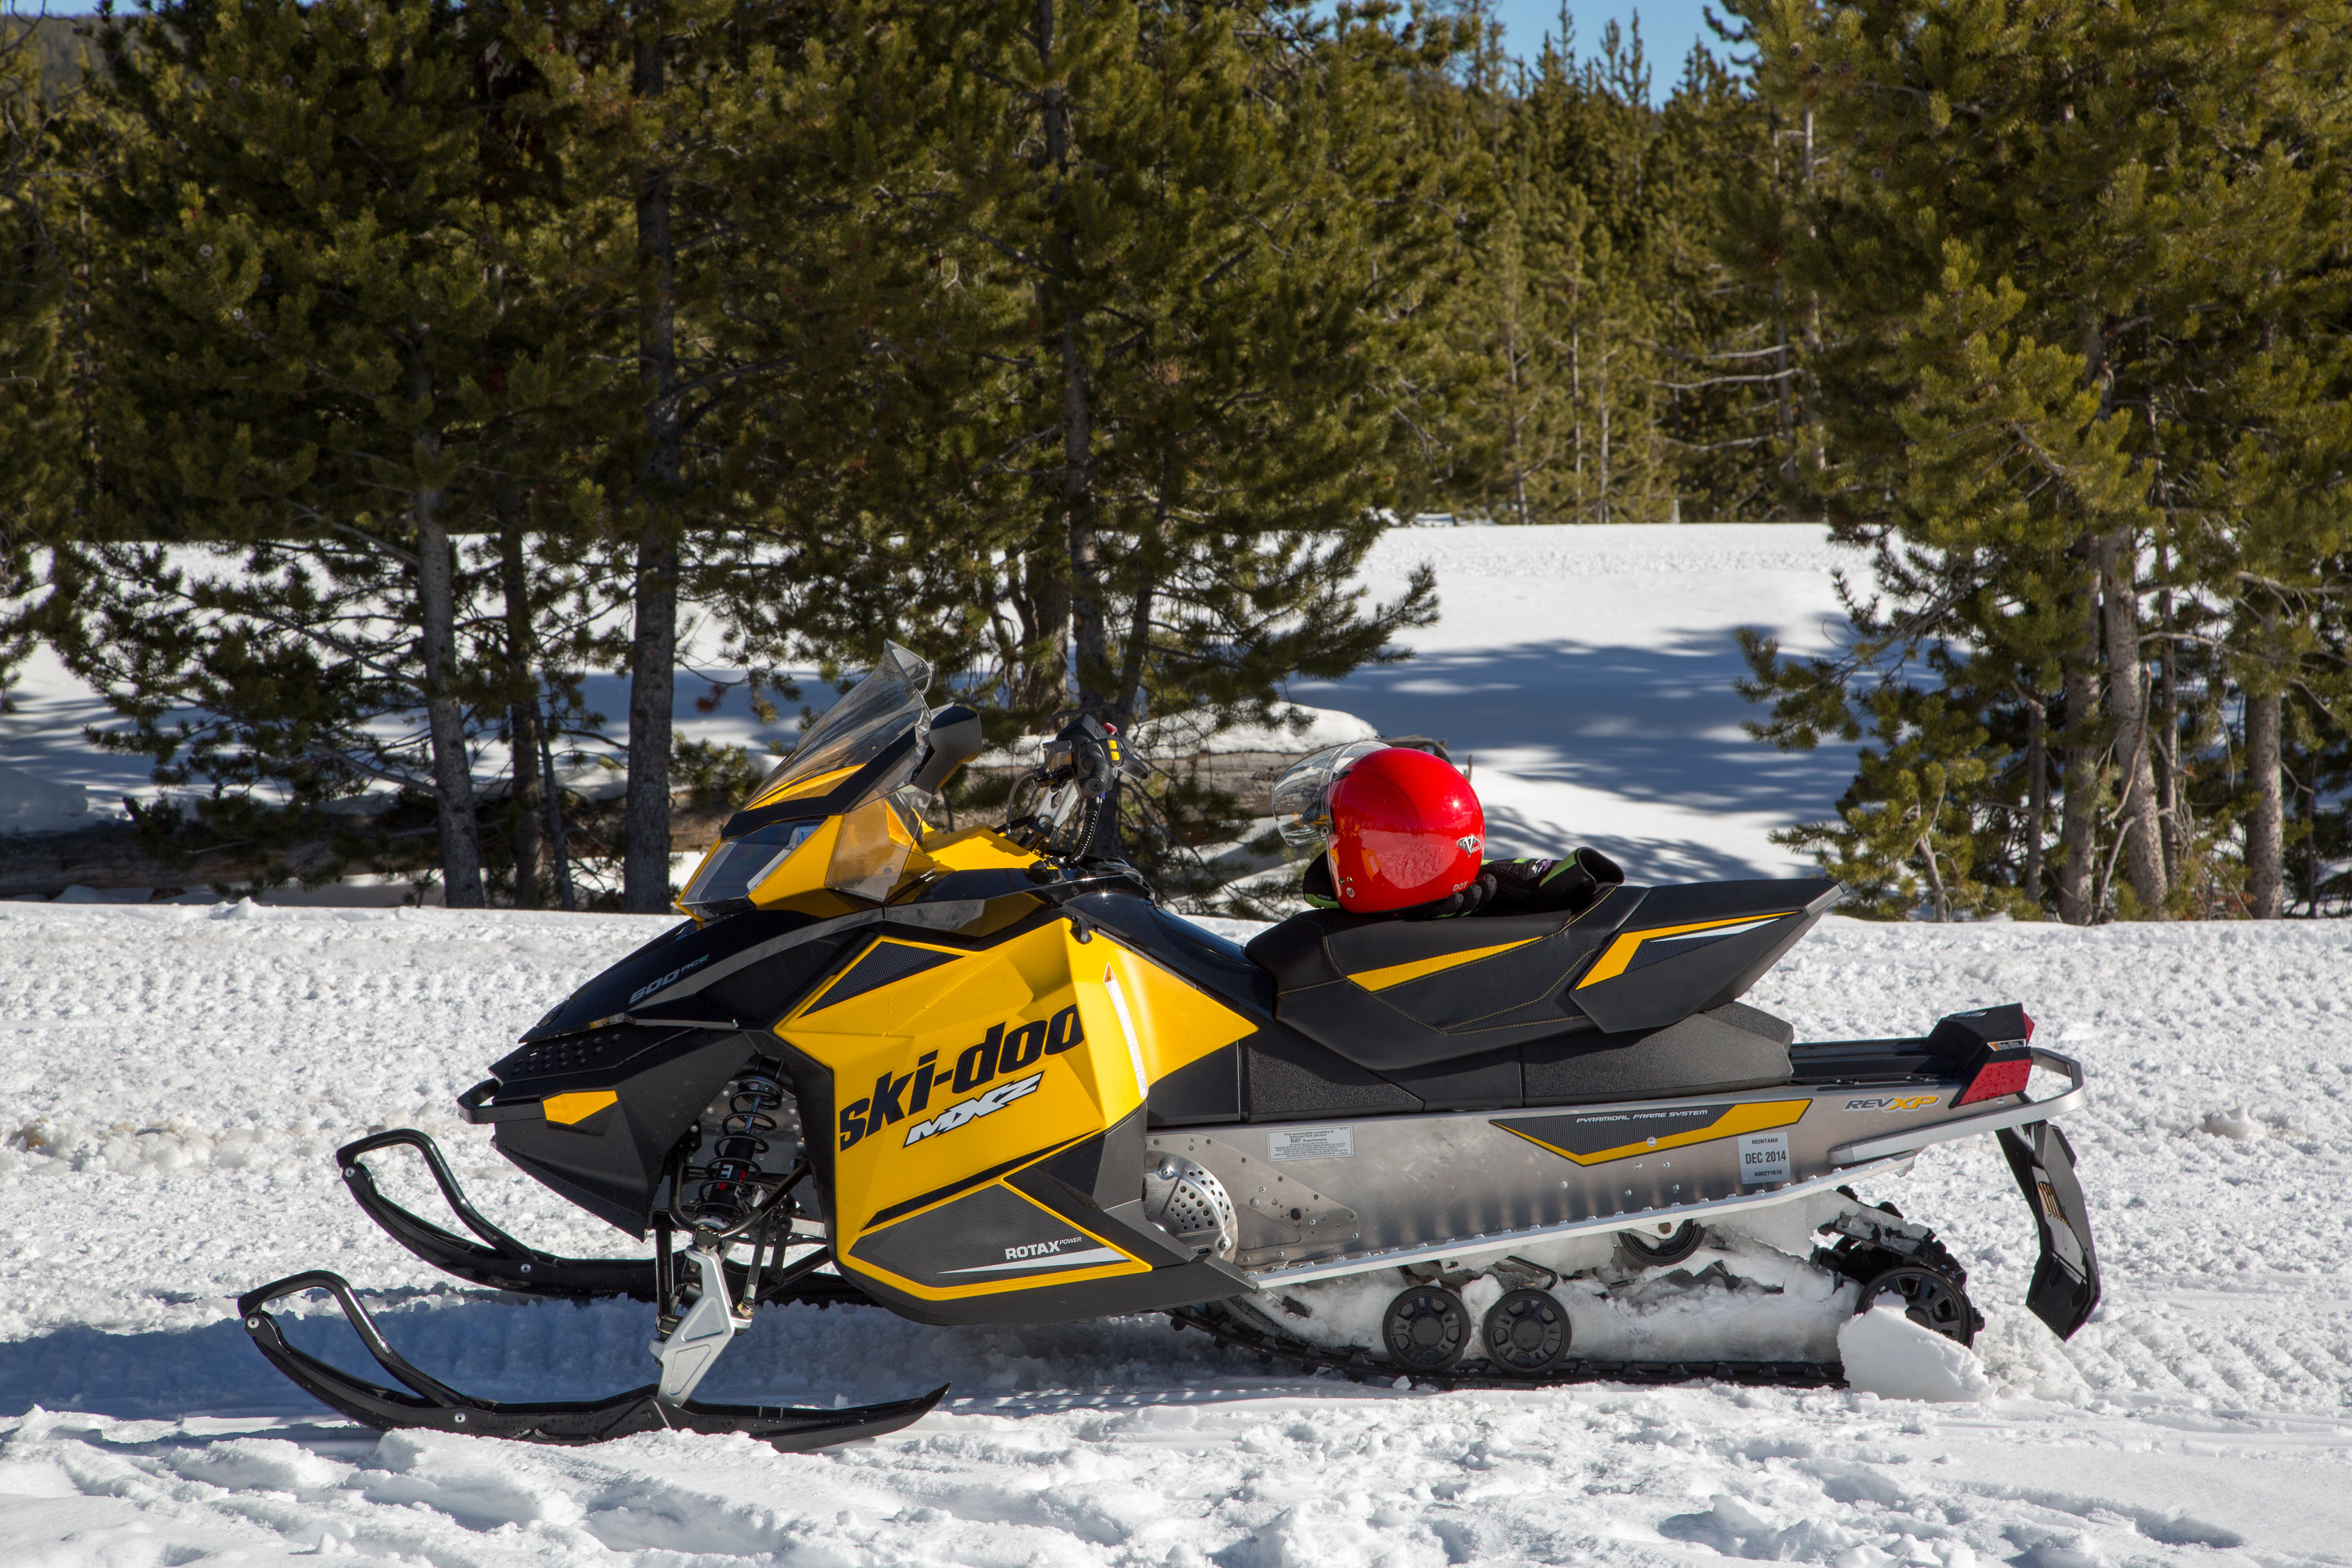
[
  {"xmin": 1826, "ymin": 1048, "xmax": 2088, "ymax": 1165},
  {"xmin": 237, "ymin": 1270, "xmax": 943, "ymax": 1448}
]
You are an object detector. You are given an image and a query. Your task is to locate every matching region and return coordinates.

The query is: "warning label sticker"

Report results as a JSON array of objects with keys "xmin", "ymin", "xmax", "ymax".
[{"xmin": 1267, "ymin": 1126, "xmax": 1355, "ymax": 1161}]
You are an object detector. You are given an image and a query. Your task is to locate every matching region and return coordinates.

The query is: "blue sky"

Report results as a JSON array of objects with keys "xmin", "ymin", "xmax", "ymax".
[{"xmin": 1477, "ymin": 2, "xmax": 1740, "ymax": 98}]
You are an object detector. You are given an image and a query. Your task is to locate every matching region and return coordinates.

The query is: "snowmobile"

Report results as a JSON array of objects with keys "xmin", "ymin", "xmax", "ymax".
[{"xmin": 241, "ymin": 644, "xmax": 2102, "ymax": 1450}]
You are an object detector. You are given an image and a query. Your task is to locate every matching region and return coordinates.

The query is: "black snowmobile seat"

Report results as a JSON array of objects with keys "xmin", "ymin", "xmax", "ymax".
[
  {"xmin": 1241, "ymin": 877, "xmax": 1842, "ymax": 1078},
  {"xmin": 1243, "ymin": 892, "xmax": 1634, "ymax": 1074}
]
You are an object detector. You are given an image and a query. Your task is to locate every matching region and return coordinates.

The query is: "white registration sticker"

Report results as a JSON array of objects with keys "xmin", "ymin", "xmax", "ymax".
[
  {"xmin": 1736, "ymin": 1130, "xmax": 1791, "ymax": 1188},
  {"xmin": 1267, "ymin": 1126, "xmax": 1355, "ymax": 1161}
]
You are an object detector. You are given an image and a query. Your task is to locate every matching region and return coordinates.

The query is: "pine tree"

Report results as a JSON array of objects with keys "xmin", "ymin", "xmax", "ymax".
[
  {"xmin": 0, "ymin": 17, "xmax": 80, "ymax": 697},
  {"xmin": 61, "ymin": 0, "xmax": 609, "ymax": 902},
  {"xmin": 1727, "ymin": 0, "xmax": 2352, "ymax": 923}
]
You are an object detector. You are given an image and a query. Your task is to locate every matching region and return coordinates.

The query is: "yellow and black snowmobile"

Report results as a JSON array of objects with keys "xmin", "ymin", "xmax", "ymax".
[{"xmin": 242, "ymin": 645, "xmax": 2101, "ymax": 1450}]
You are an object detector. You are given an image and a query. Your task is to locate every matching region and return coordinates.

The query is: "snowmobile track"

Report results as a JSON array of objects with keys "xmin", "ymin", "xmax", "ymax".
[{"xmin": 1166, "ymin": 1303, "xmax": 1847, "ymax": 1392}]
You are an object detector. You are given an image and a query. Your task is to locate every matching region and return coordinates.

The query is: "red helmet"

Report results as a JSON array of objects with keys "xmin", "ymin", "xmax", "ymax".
[{"xmin": 1326, "ymin": 746, "xmax": 1484, "ymax": 913}]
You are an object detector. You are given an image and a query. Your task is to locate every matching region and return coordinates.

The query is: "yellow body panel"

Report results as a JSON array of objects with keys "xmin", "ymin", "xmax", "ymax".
[
  {"xmin": 1499, "ymin": 1098, "xmax": 1809, "ymax": 1165},
  {"xmin": 746, "ymin": 816, "xmax": 845, "ymax": 905},
  {"xmin": 541, "ymin": 1090, "xmax": 617, "ymax": 1125},
  {"xmin": 1575, "ymin": 913, "xmax": 1794, "ymax": 989},
  {"xmin": 1348, "ymin": 938, "xmax": 1540, "ymax": 992},
  {"xmin": 775, "ymin": 918, "xmax": 1256, "ymax": 1303},
  {"xmin": 920, "ymin": 826, "xmax": 1045, "ymax": 872},
  {"xmin": 744, "ymin": 762, "xmax": 861, "ymax": 812}
]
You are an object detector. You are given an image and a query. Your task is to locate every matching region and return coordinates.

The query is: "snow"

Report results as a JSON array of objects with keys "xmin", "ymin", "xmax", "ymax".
[
  {"xmin": 1290, "ymin": 523, "xmax": 1860, "ymax": 878},
  {"xmin": 1837, "ymin": 1303, "xmax": 1993, "ymax": 1403},
  {"xmin": 2, "ymin": 527, "xmax": 1852, "ymax": 884},
  {"xmin": 0, "ymin": 762, "xmax": 87, "ymax": 831},
  {"xmin": 6, "ymin": 902, "xmax": 2352, "ymax": 1564}
]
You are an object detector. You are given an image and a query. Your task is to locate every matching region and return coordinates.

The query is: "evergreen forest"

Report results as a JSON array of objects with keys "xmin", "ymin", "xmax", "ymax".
[{"xmin": 0, "ymin": 0, "xmax": 2346, "ymax": 922}]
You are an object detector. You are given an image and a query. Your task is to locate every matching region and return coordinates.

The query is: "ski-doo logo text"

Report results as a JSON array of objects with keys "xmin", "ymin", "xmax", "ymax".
[
  {"xmin": 1004, "ymin": 1236, "xmax": 1084, "ymax": 1261},
  {"xmin": 1843, "ymin": 1094, "xmax": 1940, "ymax": 1112},
  {"xmin": 837, "ymin": 1004, "xmax": 1085, "ymax": 1150}
]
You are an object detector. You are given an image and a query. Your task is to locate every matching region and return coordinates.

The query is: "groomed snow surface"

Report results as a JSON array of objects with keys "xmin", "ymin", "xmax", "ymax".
[{"xmin": 5, "ymin": 903, "xmax": 2351, "ymax": 1566}]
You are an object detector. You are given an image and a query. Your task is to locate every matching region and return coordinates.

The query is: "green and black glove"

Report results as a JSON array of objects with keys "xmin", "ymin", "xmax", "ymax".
[{"xmin": 1483, "ymin": 847, "xmax": 1624, "ymax": 915}]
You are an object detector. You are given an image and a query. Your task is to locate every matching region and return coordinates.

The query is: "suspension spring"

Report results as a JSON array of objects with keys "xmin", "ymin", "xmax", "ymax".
[{"xmin": 686, "ymin": 1065, "xmax": 789, "ymax": 1234}]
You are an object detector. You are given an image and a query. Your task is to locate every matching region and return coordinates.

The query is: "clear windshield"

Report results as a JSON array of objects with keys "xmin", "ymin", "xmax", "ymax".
[
  {"xmin": 1269, "ymin": 739, "xmax": 1390, "ymax": 850},
  {"xmin": 742, "ymin": 643, "xmax": 933, "ymax": 810}
]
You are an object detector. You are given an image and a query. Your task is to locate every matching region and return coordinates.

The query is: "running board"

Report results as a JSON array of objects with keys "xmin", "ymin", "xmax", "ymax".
[
  {"xmin": 238, "ymin": 1271, "xmax": 944, "ymax": 1449},
  {"xmin": 336, "ymin": 1129, "xmax": 868, "ymax": 1309}
]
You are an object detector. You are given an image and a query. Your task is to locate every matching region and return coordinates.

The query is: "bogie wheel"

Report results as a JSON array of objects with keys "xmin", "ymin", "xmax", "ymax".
[
  {"xmin": 1383, "ymin": 1285, "xmax": 1469, "ymax": 1373},
  {"xmin": 1481, "ymin": 1288, "xmax": 1570, "ymax": 1374},
  {"xmin": 1618, "ymin": 1219, "xmax": 1704, "ymax": 1267},
  {"xmin": 1857, "ymin": 1263, "xmax": 1980, "ymax": 1347}
]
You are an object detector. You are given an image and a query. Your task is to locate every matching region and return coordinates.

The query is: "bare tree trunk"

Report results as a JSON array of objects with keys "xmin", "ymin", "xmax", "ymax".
[
  {"xmin": 1113, "ymin": 488, "xmax": 1164, "ymax": 728},
  {"xmin": 625, "ymin": 536, "xmax": 679, "ymax": 912},
  {"xmin": 1036, "ymin": 0, "xmax": 1106, "ymax": 721},
  {"xmin": 2154, "ymin": 542, "xmax": 2181, "ymax": 885},
  {"xmin": 409, "ymin": 346, "xmax": 483, "ymax": 908},
  {"xmin": 1009, "ymin": 551, "xmax": 1071, "ymax": 716},
  {"xmin": 497, "ymin": 508, "xmax": 547, "ymax": 908},
  {"xmin": 2098, "ymin": 529, "xmax": 2168, "ymax": 913},
  {"xmin": 2021, "ymin": 684, "xmax": 2047, "ymax": 906},
  {"xmin": 2056, "ymin": 586, "xmax": 2100, "ymax": 924},
  {"xmin": 416, "ymin": 506, "xmax": 485, "ymax": 908},
  {"xmin": 624, "ymin": 24, "xmax": 680, "ymax": 915},
  {"xmin": 1569, "ymin": 319, "xmax": 1584, "ymax": 517},
  {"xmin": 1597, "ymin": 342, "xmax": 1611, "ymax": 524},
  {"xmin": 540, "ymin": 712, "xmax": 577, "ymax": 911},
  {"xmin": 2245, "ymin": 684, "xmax": 2283, "ymax": 919}
]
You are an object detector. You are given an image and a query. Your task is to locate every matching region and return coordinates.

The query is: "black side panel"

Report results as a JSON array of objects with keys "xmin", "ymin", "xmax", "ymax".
[
  {"xmin": 1270, "ymin": 978, "xmax": 1453, "ymax": 1075},
  {"xmin": 768, "ymin": 1036, "xmax": 839, "ymax": 1225},
  {"xmin": 1011, "ymin": 1107, "xmax": 1195, "ymax": 1269},
  {"xmin": 859, "ymin": 1252, "xmax": 1250, "ymax": 1327},
  {"xmin": 808, "ymin": 939, "xmax": 960, "ymax": 1012},
  {"xmin": 1148, "ymin": 1044, "xmax": 1243, "ymax": 1126},
  {"xmin": 522, "ymin": 911, "xmax": 822, "ymax": 1039},
  {"xmin": 844, "ymin": 1177, "xmax": 1245, "ymax": 1324},
  {"xmin": 1244, "ymin": 1023, "xmax": 1423, "ymax": 1120},
  {"xmin": 1521, "ymin": 1008, "xmax": 1793, "ymax": 1106},
  {"xmin": 1070, "ymin": 893, "xmax": 1279, "ymax": 1018},
  {"xmin": 1014, "ymin": 1104, "xmax": 1152, "ymax": 1214},
  {"xmin": 695, "ymin": 934, "xmax": 854, "ymax": 1027},
  {"xmin": 1381, "ymin": 1045, "xmax": 1523, "ymax": 1111},
  {"xmin": 1713, "ymin": 1000, "xmax": 1796, "ymax": 1047},
  {"xmin": 493, "ymin": 1031, "xmax": 755, "ymax": 1236}
]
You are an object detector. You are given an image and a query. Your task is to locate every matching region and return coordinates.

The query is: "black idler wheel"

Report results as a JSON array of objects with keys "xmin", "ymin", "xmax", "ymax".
[
  {"xmin": 1383, "ymin": 1285, "xmax": 1469, "ymax": 1373},
  {"xmin": 1481, "ymin": 1288, "xmax": 1570, "ymax": 1375},
  {"xmin": 1618, "ymin": 1219, "xmax": 1704, "ymax": 1267},
  {"xmin": 1857, "ymin": 1263, "xmax": 1980, "ymax": 1347}
]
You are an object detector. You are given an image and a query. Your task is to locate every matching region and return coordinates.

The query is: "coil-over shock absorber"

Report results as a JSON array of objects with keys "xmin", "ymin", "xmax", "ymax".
[{"xmin": 684, "ymin": 1062, "xmax": 795, "ymax": 1236}]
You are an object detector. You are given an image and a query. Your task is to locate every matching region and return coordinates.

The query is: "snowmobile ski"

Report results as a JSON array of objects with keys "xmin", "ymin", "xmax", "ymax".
[
  {"xmin": 257, "ymin": 644, "xmax": 2102, "ymax": 1446},
  {"xmin": 237, "ymin": 1270, "xmax": 943, "ymax": 1448}
]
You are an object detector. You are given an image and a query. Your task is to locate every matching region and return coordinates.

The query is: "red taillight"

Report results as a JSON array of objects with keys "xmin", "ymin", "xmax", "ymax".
[
  {"xmin": 1956, "ymin": 1054, "xmax": 2033, "ymax": 1106},
  {"xmin": 2022, "ymin": 1011, "xmax": 2035, "ymax": 1041}
]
